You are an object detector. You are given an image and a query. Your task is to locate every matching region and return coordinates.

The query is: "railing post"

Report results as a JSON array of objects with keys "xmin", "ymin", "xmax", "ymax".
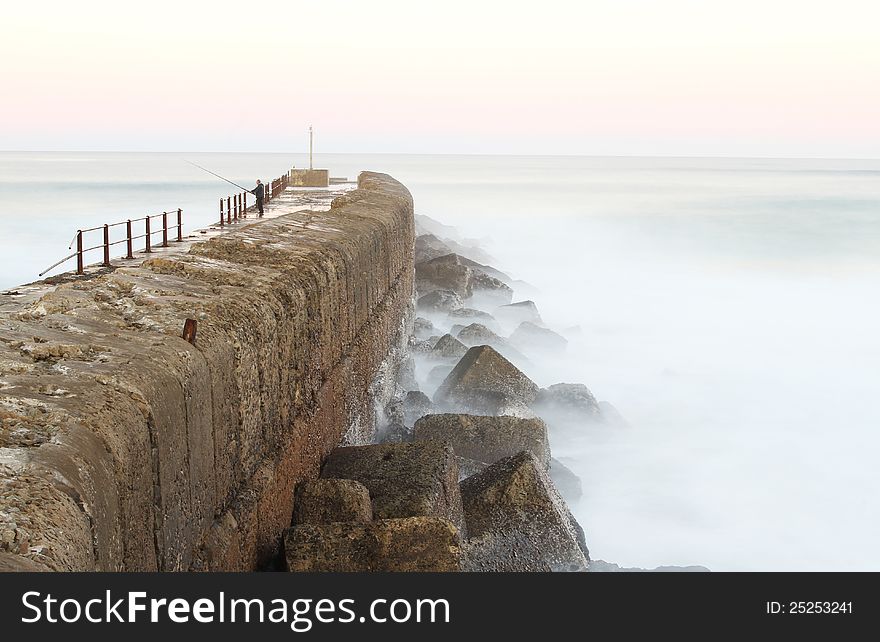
[
  {"xmin": 227, "ymin": 196, "xmax": 231, "ymax": 224},
  {"xmin": 126, "ymin": 220, "xmax": 133, "ymax": 258},
  {"xmin": 243, "ymin": 191, "xmax": 247, "ymax": 218},
  {"xmin": 76, "ymin": 230, "xmax": 84, "ymax": 275},
  {"xmin": 103, "ymin": 224, "xmax": 111, "ymax": 267},
  {"xmin": 233, "ymin": 194, "xmax": 238, "ymax": 222},
  {"xmin": 145, "ymin": 217, "xmax": 152, "ymax": 253},
  {"xmin": 177, "ymin": 209, "xmax": 183, "ymax": 241},
  {"xmin": 162, "ymin": 211, "xmax": 169, "ymax": 247},
  {"xmin": 220, "ymin": 198, "xmax": 225, "ymax": 227}
]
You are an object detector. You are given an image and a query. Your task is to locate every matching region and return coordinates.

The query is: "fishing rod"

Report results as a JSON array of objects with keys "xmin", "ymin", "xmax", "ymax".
[{"xmin": 186, "ymin": 160, "xmax": 253, "ymax": 192}]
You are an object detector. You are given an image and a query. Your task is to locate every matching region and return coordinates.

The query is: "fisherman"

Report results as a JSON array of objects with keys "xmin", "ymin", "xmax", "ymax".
[{"xmin": 251, "ymin": 179, "xmax": 265, "ymax": 216}]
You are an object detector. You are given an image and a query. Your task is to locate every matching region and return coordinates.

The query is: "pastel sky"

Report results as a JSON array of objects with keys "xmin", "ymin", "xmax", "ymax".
[{"xmin": 2, "ymin": 0, "xmax": 879, "ymax": 156}]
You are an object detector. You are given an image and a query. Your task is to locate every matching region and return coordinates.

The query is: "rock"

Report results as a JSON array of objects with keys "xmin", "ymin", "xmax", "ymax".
[
  {"xmin": 409, "ymin": 338, "xmax": 435, "ymax": 355},
  {"xmin": 415, "ymin": 234, "xmax": 454, "ymax": 264},
  {"xmin": 415, "ymin": 214, "xmax": 461, "ymax": 240},
  {"xmin": 402, "ymin": 390, "xmax": 433, "ymax": 426},
  {"xmin": 598, "ymin": 400, "xmax": 629, "ymax": 427},
  {"xmin": 456, "ymin": 323, "xmax": 504, "ymax": 346},
  {"xmin": 495, "ymin": 300, "xmax": 543, "ymax": 328},
  {"xmin": 0, "ymin": 552, "xmax": 50, "ymax": 572},
  {"xmin": 434, "ymin": 345, "xmax": 539, "ymax": 415},
  {"xmin": 416, "ymin": 254, "xmax": 473, "ymax": 298},
  {"xmin": 377, "ymin": 421, "xmax": 413, "ymax": 444},
  {"xmin": 448, "ymin": 308, "xmax": 500, "ymax": 332},
  {"xmin": 510, "ymin": 322, "xmax": 568, "ymax": 353},
  {"xmin": 469, "ymin": 272, "xmax": 513, "ymax": 306},
  {"xmin": 293, "ymin": 479, "xmax": 372, "ymax": 525},
  {"xmin": 510, "ymin": 279, "xmax": 541, "ymax": 298},
  {"xmin": 588, "ymin": 560, "xmax": 710, "ymax": 572},
  {"xmin": 549, "ymin": 457, "xmax": 583, "ymax": 502},
  {"xmin": 456, "ymin": 456, "xmax": 488, "ymax": 480},
  {"xmin": 532, "ymin": 383, "xmax": 602, "ymax": 422},
  {"xmin": 431, "ymin": 334, "xmax": 468, "ymax": 360},
  {"xmin": 449, "ymin": 324, "xmax": 466, "ymax": 336},
  {"xmin": 443, "ymin": 239, "xmax": 496, "ymax": 266},
  {"xmin": 456, "ymin": 257, "xmax": 513, "ymax": 286},
  {"xmin": 321, "ymin": 442, "xmax": 465, "ymax": 533},
  {"xmin": 414, "ymin": 413, "xmax": 550, "ymax": 470},
  {"xmin": 461, "ymin": 452, "xmax": 589, "ymax": 572},
  {"xmin": 285, "ymin": 517, "xmax": 463, "ymax": 572},
  {"xmin": 456, "ymin": 323, "xmax": 529, "ymax": 365},
  {"xmin": 413, "ymin": 317, "xmax": 436, "ymax": 340},
  {"xmin": 417, "ymin": 289, "xmax": 464, "ymax": 313},
  {"xmin": 426, "ymin": 364, "xmax": 455, "ymax": 391}
]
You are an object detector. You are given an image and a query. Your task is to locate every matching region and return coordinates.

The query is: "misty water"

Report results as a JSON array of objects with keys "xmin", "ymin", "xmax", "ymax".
[{"xmin": 2, "ymin": 152, "xmax": 879, "ymax": 570}]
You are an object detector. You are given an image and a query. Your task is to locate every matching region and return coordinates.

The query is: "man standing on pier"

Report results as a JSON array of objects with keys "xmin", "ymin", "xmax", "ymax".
[{"xmin": 251, "ymin": 179, "xmax": 265, "ymax": 216}]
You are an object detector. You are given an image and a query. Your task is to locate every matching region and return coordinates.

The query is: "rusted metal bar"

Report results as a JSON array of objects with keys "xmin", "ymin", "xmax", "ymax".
[
  {"xmin": 243, "ymin": 191, "xmax": 247, "ymax": 218},
  {"xmin": 145, "ymin": 217, "xmax": 152, "ymax": 253},
  {"xmin": 162, "ymin": 211, "xmax": 169, "ymax": 247},
  {"xmin": 220, "ymin": 198, "xmax": 225, "ymax": 227},
  {"xmin": 227, "ymin": 196, "xmax": 231, "ymax": 224},
  {"xmin": 102, "ymin": 224, "xmax": 110, "ymax": 267},
  {"xmin": 126, "ymin": 220, "xmax": 134, "ymax": 258},
  {"xmin": 76, "ymin": 230, "xmax": 84, "ymax": 275},
  {"xmin": 177, "ymin": 209, "xmax": 183, "ymax": 241},
  {"xmin": 182, "ymin": 318, "xmax": 197, "ymax": 345}
]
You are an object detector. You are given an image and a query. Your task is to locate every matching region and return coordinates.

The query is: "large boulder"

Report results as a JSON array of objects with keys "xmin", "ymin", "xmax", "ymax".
[
  {"xmin": 461, "ymin": 452, "xmax": 589, "ymax": 572},
  {"xmin": 456, "ymin": 323, "xmax": 529, "ymax": 365},
  {"xmin": 415, "ymin": 234, "xmax": 454, "ymax": 264},
  {"xmin": 425, "ymin": 364, "xmax": 455, "ymax": 391},
  {"xmin": 417, "ymin": 289, "xmax": 464, "ymax": 313},
  {"xmin": 598, "ymin": 400, "xmax": 629, "ymax": 428},
  {"xmin": 321, "ymin": 442, "xmax": 465, "ymax": 533},
  {"xmin": 416, "ymin": 254, "xmax": 473, "ymax": 298},
  {"xmin": 434, "ymin": 345, "xmax": 539, "ymax": 415},
  {"xmin": 448, "ymin": 308, "xmax": 501, "ymax": 332},
  {"xmin": 532, "ymin": 383, "xmax": 602, "ymax": 422},
  {"xmin": 457, "ymin": 256, "xmax": 513, "ymax": 286},
  {"xmin": 456, "ymin": 322, "xmax": 504, "ymax": 347},
  {"xmin": 431, "ymin": 334, "xmax": 469, "ymax": 360},
  {"xmin": 510, "ymin": 322, "xmax": 568, "ymax": 354},
  {"xmin": 469, "ymin": 272, "xmax": 513, "ymax": 306},
  {"xmin": 549, "ymin": 457, "xmax": 583, "ymax": 502},
  {"xmin": 293, "ymin": 479, "xmax": 373, "ymax": 525},
  {"xmin": 402, "ymin": 390, "xmax": 434, "ymax": 426},
  {"xmin": 285, "ymin": 517, "xmax": 463, "ymax": 572},
  {"xmin": 414, "ymin": 413, "xmax": 550, "ymax": 470},
  {"xmin": 495, "ymin": 300, "xmax": 543, "ymax": 328},
  {"xmin": 413, "ymin": 316, "xmax": 436, "ymax": 340}
]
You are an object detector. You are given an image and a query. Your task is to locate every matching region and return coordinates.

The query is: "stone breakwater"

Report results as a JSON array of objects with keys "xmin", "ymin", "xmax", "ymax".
[
  {"xmin": 0, "ymin": 172, "xmax": 414, "ymax": 571},
  {"xmin": 280, "ymin": 215, "xmax": 603, "ymax": 572}
]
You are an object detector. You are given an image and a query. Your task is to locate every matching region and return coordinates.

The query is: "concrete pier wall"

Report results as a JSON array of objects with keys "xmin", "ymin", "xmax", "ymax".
[{"xmin": 0, "ymin": 172, "xmax": 414, "ymax": 571}]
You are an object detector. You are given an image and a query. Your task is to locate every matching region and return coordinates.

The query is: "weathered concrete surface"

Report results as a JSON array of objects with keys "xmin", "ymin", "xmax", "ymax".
[
  {"xmin": 0, "ymin": 172, "xmax": 414, "ymax": 571},
  {"xmin": 290, "ymin": 169, "xmax": 330, "ymax": 187},
  {"xmin": 413, "ymin": 413, "xmax": 550, "ymax": 470},
  {"xmin": 293, "ymin": 479, "xmax": 373, "ymax": 525},
  {"xmin": 284, "ymin": 517, "xmax": 463, "ymax": 572},
  {"xmin": 434, "ymin": 345, "xmax": 539, "ymax": 415},
  {"xmin": 461, "ymin": 452, "xmax": 589, "ymax": 572},
  {"xmin": 320, "ymin": 442, "xmax": 465, "ymax": 534}
]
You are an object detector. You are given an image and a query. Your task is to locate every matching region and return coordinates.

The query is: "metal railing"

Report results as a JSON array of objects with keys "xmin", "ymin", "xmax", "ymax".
[
  {"xmin": 39, "ymin": 167, "xmax": 296, "ymax": 278},
  {"xmin": 218, "ymin": 170, "xmax": 291, "ymax": 227},
  {"xmin": 39, "ymin": 209, "xmax": 183, "ymax": 277}
]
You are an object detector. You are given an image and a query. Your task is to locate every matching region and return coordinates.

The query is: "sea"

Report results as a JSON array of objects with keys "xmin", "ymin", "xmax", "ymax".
[{"xmin": 2, "ymin": 152, "xmax": 879, "ymax": 571}]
